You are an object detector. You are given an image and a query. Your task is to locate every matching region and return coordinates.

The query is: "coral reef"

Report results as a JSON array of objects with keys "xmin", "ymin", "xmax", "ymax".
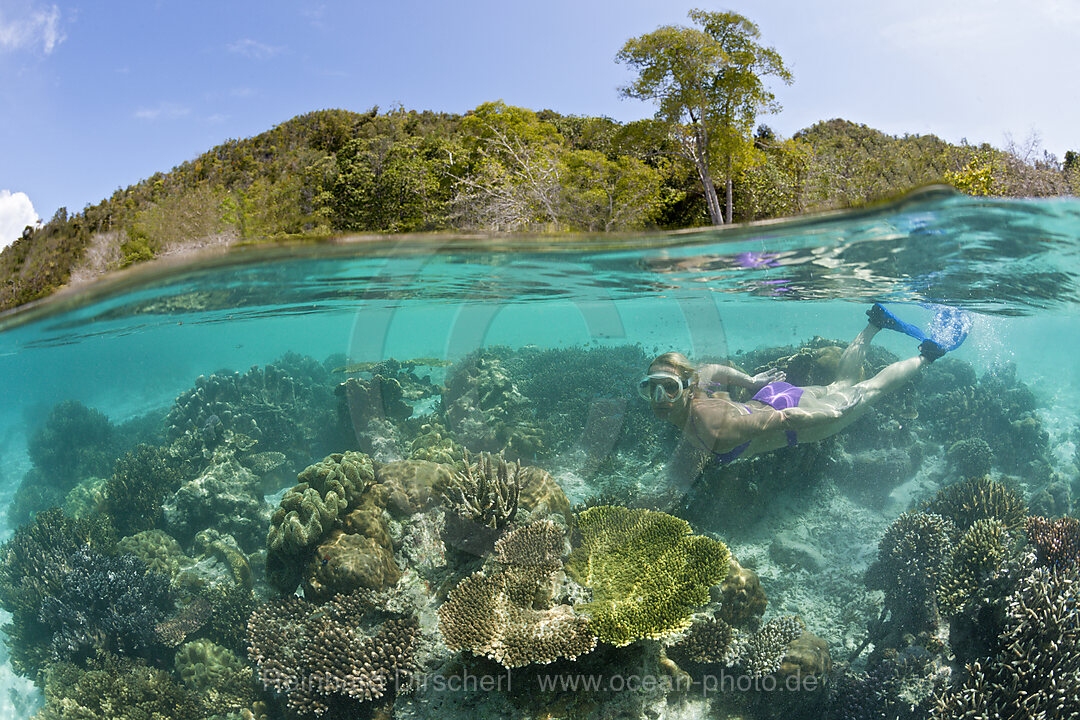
[
  {"xmin": 174, "ymin": 639, "xmax": 257, "ymax": 714},
  {"xmin": 867, "ymin": 512, "xmax": 955, "ymax": 635},
  {"xmin": 162, "ymin": 454, "xmax": 269, "ymax": 552},
  {"xmin": 60, "ymin": 475, "xmax": 108, "ymax": 519},
  {"xmin": 438, "ymin": 520, "xmax": 596, "ymax": 667},
  {"xmin": 369, "ymin": 459, "xmax": 454, "ymax": 517},
  {"xmin": 716, "ymin": 557, "xmax": 767, "ymax": 628},
  {"xmin": 38, "ymin": 547, "xmax": 173, "ymax": 666},
  {"xmin": 776, "ymin": 630, "xmax": 832, "ymax": 683},
  {"xmin": 165, "ymin": 353, "xmax": 348, "ymax": 466},
  {"xmin": 932, "ymin": 565, "xmax": 1080, "ymax": 719},
  {"xmin": 666, "ymin": 612, "xmax": 743, "ymax": 667},
  {"xmin": 0, "ymin": 508, "xmax": 115, "ymax": 680},
  {"xmin": 9, "ymin": 400, "xmax": 119, "ymax": 525},
  {"xmin": 741, "ymin": 616, "xmax": 807, "ymax": 678},
  {"xmin": 37, "ymin": 653, "xmax": 207, "ymax": 720},
  {"xmin": 102, "ymin": 443, "xmax": 186, "ymax": 537},
  {"xmin": 1025, "ymin": 515, "xmax": 1080, "ymax": 572},
  {"xmin": 407, "ymin": 421, "xmax": 464, "ymax": 467},
  {"xmin": 336, "ymin": 374, "xmax": 413, "ymax": 433},
  {"xmin": 917, "ymin": 361, "xmax": 1048, "ymax": 474},
  {"xmin": 27, "ymin": 399, "xmax": 117, "ymax": 483},
  {"xmin": 265, "ymin": 451, "xmax": 374, "ymax": 592},
  {"xmin": 517, "ymin": 465, "xmax": 572, "ymax": 521},
  {"xmin": 936, "ymin": 518, "xmax": 1011, "ymax": 616},
  {"xmin": 944, "ymin": 437, "xmax": 993, "ymax": 479},
  {"xmin": 922, "ymin": 475, "xmax": 1027, "ymax": 537},
  {"xmin": 116, "ymin": 529, "xmax": 193, "ymax": 580},
  {"xmin": 303, "ymin": 528, "xmax": 401, "ymax": 600},
  {"xmin": 567, "ymin": 506, "xmax": 730, "ymax": 646},
  {"xmin": 443, "ymin": 450, "xmax": 521, "ymax": 530},
  {"xmin": 442, "ymin": 353, "xmax": 543, "ymax": 460},
  {"xmin": 247, "ymin": 591, "xmax": 419, "ymax": 716}
]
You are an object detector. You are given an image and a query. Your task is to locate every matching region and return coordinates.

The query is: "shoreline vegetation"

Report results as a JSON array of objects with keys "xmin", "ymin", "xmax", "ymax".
[
  {"xmin": 4, "ymin": 9, "xmax": 1079, "ymax": 314},
  {"xmin": 4, "ymin": 106, "xmax": 1077, "ymax": 315}
]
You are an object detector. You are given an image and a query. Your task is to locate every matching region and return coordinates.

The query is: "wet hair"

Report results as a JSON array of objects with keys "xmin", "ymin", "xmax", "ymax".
[{"xmin": 648, "ymin": 352, "xmax": 698, "ymax": 381}]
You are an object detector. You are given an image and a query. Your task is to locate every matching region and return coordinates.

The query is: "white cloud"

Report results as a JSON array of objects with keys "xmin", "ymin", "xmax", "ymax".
[
  {"xmin": 0, "ymin": 190, "xmax": 40, "ymax": 250},
  {"xmin": 227, "ymin": 38, "xmax": 283, "ymax": 60},
  {"xmin": 0, "ymin": 3, "xmax": 65, "ymax": 54},
  {"xmin": 134, "ymin": 102, "xmax": 191, "ymax": 121}
]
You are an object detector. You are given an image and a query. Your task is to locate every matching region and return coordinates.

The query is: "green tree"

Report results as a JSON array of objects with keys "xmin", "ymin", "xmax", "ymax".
[{"xmin": 617, "ymin": 9, "xmax": 791, "ymax": 225}]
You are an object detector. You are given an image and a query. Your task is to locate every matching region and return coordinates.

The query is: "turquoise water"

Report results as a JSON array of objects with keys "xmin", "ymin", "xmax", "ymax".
[{"xmin": 1, "ymin": 187, "xmax": 1079, "ymax": 719}]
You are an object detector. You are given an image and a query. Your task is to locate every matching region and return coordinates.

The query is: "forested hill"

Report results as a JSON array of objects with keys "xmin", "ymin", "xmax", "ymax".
[{"xmin": 2, "ymin": 104, "xmax": 1078, "ymax": 313}]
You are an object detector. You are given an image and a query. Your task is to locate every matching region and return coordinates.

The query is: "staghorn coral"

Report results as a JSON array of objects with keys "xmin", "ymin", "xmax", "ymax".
[
  {"xmin": 932, "ymin": 565, "xmax": 1080, "ymax": 719},
  {"xmin": 922, "ymin": 475, "xmax": 1026, "ymax": 538},
  {"xmin": 936, "ymin": 518, "xmax": 1011, "ymax": 616},
  {"xmin": 37, "ymin": 653, "xmax": 207, "ymax": 720},
  {"xmin": 444, "ymin": 450, "xmax": 521, "ymax": 530},
  {"xmin": 1025, "ymin": 515, "xmax": 1080, "ymax": 572},
  {"xmin": 38, "ymin": 547, "xmax": 173, "ymax": 666},
  {"xmin": 247, "ymin": 591, "xmax": 419, "ymax": 716},
  {"xmin": 867, "ymin": 512, "xmax": 955, "ymax": 634},
  {"xmin": 566, "ymin": 506, "xmax": 730, "ymax": 646}
]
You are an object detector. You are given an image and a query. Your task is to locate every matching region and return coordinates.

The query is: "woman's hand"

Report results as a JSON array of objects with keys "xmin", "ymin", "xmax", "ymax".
[{"xmin": 750, "ymin": 368, "xmax": 786, "ymax": 390}]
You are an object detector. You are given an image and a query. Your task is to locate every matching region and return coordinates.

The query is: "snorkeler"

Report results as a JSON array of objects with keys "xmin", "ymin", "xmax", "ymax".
[{"xmin": 640, "ymin": 304, "xmax": 967, "ymax": 469}]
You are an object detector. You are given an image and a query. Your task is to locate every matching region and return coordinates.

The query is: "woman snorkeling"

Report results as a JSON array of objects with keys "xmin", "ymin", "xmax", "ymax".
[{"xmin": 641, "ymin": 304, "xmax": 967, "ymax": 469}]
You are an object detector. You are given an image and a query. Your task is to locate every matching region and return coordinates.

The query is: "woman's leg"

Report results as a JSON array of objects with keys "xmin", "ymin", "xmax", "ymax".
[
  {"xmin": 833, "ymin": 323, "xmax": 881, "ymax": 387},
  {"xmin": 854, "ymin": 354, "xmax": 928, "ymax": 403}
]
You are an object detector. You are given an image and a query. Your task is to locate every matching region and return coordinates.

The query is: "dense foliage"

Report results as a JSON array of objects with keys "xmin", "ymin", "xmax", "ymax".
[{"xmin": 3, "ymin": 106, "xmax": 1078, "ymax": 313}]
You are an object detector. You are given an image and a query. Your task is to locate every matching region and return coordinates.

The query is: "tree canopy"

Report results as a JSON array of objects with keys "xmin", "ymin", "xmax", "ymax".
[{"xmin": 617, "ymin": 9, "xmax": 792, "ymax": 225}]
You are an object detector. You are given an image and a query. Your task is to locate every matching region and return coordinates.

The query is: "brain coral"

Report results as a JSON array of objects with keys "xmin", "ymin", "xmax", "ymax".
[{"xmin": 567, "ymin": 506, "xmax": 730, "ymax": 646}]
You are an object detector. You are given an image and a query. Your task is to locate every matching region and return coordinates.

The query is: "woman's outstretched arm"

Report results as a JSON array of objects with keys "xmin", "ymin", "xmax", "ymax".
[{"xmin": 697, "ymin": 364, "xmax": 786, "ymax": 391}]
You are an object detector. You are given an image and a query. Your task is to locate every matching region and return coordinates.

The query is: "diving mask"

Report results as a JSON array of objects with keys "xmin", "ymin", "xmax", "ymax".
[{"xmin": 637, "ymin": 372, "xmax": 691, "ymax": 403}]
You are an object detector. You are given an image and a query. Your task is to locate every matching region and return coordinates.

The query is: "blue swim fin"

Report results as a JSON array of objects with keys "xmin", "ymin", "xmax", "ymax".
[
  {"xmin": 867, "ymin": 303, "xmax": 927, "ymax": 342},
  {"xmin": 868, "ymin": 303, "xmax": 971, "ymax": 362}
]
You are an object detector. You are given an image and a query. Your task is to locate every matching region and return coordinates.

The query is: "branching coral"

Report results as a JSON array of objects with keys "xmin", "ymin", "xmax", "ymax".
[
  {"xmin": 0, "ymin": 508, "xmax": 115, "ymax": 680},
  {"xmin": 867, "ymin": 512, "xmax": 955, "ymax": 632},
  {"xmin": 1025, "ymin": 515, "xmax": 1080, "ymax": 572},
  {"xmin": 37, "ymin": 653, "xmax": 207, "ymax": 720},
  {"xmin": 566, "ymin": 506, "xmax": 730, "ymax": 646},
  {"xmin": 666, "ymin": 613, "xmax": 810, "ymax": 679},
  {"xmin": 932, "ymin": 565, "xmax": 1080, "ymax": 719},
  {"xmin": 247, "ymin": 591, "xmax": 419, "ymax": 716},
  {"xmin": 38, "ymin": 547, "xmax": 173, "ymax": 666},
  {"xmin": 444, "ymin": 450, "xmax": 521, "ymax": 530},
  {"xmin": 922, "ymin": 475, "xmax": 1026, "ymax": 537},
  {"xmin": 936, "ymin": 518, "xmax": 1011, "ymax": 616},
  {"xmin": 103, "ymin": 443, "xmax": 186, "ymax": 537}
]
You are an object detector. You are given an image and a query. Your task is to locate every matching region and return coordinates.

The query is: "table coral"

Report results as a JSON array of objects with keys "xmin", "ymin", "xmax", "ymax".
[
  {"xmin": 566, "ymin": 506, "xmax": 730, "ymax": 646},
  {"xmin": 438, "ymin": 521, "xmax": 595, "ymax": 668}
]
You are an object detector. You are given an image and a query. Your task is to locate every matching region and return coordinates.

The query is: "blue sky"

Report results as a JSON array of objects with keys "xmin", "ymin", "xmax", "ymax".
[{"xmin": 1, "ymin": 0, "xmax": 1078, "ymax": 245}]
